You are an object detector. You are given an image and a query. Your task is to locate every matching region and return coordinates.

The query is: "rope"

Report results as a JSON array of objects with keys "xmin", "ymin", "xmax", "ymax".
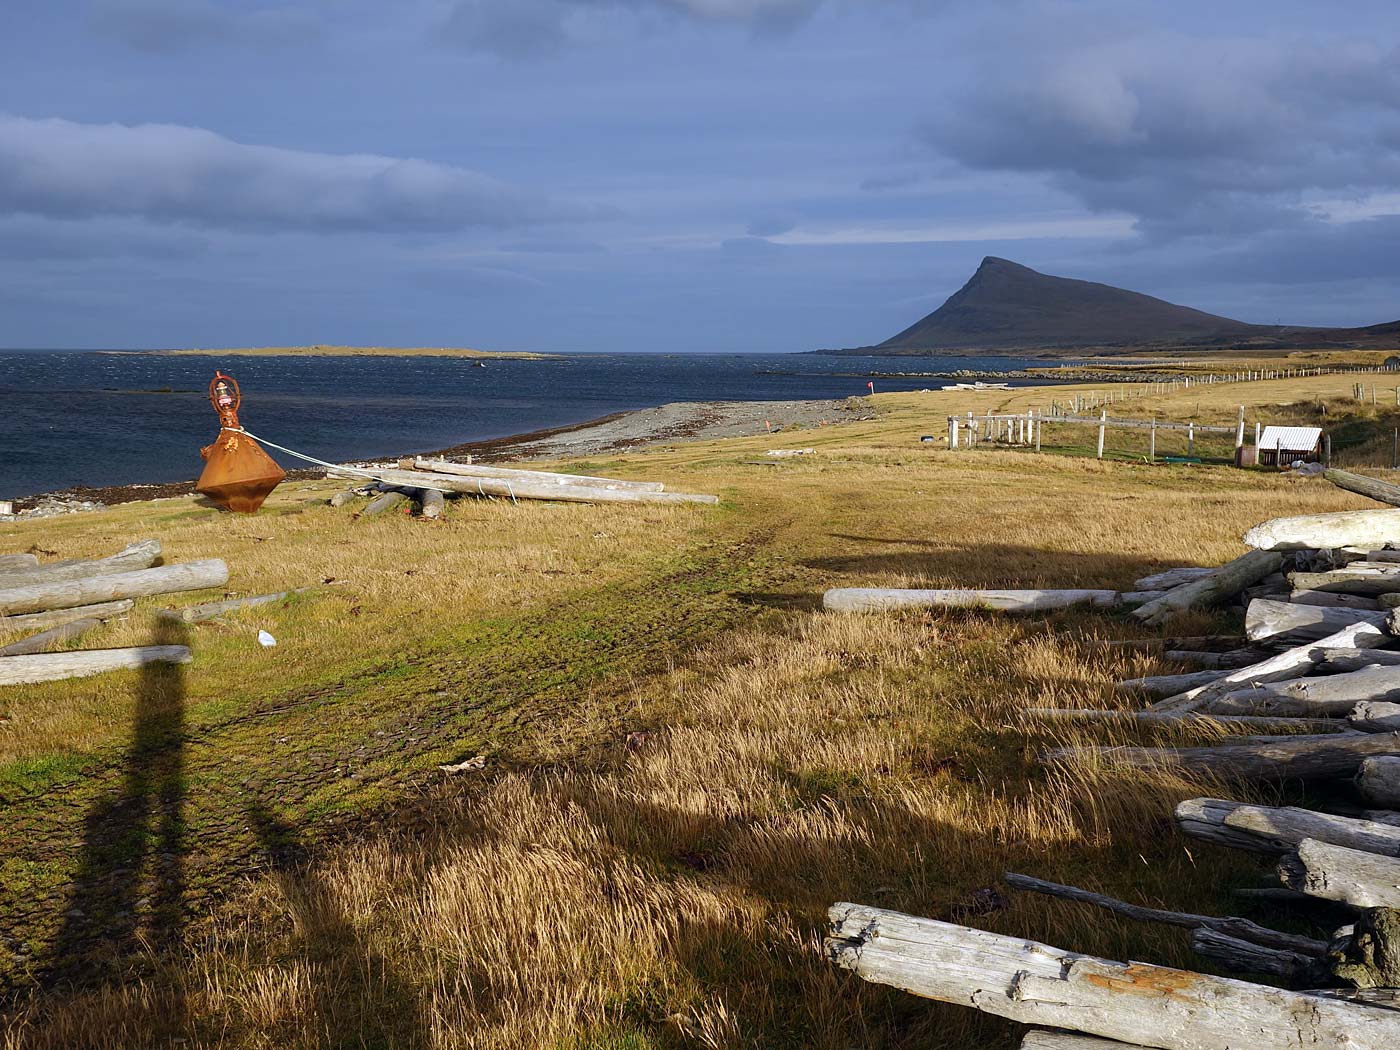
[{"xmin": 224, "ymin": 427, "xmax": 518, "ymax": 503}]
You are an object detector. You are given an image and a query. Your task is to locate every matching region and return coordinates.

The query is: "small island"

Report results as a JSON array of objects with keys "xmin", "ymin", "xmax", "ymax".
[{"xmin": 152, "ymin": 345, "xmax": 559, "ymax": 360}]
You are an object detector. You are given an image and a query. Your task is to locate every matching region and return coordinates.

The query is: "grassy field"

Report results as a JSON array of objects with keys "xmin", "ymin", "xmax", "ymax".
[{"xmin": 0, "ymin": 377, "xmax": 1387, "ymax": 1048}]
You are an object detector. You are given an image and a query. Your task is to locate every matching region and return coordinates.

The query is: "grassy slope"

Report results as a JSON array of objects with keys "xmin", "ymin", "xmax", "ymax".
[{"xmin": 0, "ymin": 376, "xmax": 1386, "ymax": 1048}]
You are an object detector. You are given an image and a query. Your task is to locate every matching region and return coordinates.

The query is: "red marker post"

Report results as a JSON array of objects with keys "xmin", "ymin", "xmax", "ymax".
[{"xmin": 867, "ymin": 381, "xmax": 875, "ymax": 395}]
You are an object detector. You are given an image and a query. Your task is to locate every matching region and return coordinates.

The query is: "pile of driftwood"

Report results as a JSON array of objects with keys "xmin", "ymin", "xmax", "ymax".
[
  {"xmin": 327, "ymin": 457, "xmax": 718, "ymax": 517},
  {"xmin": 822, "ymin": 468, "xmax": 1400, "ymax": 1048},
  {"xmin": 0, "ymin": 540, "xmax": 230, "ymax": 686}
]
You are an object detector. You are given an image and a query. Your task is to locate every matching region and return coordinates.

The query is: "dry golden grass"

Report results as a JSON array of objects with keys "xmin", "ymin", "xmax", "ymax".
[{"xmin": 1, "ymin": 375, "xmax": 1379, "ymax": 1048}]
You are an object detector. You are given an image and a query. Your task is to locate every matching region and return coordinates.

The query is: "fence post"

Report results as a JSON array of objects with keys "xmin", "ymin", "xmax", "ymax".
[
  {"xmin": 949, "ymin": 417, "xmax": 959, "ymax": 449},
  {"xmin": 1188, "ymin": 422, "xmax": 1195, "ymax": 457},
  {"xmin": 1097, "ymin": 409, "xmax": 1107, "ymax": 459},
  {"xmin": 1035, "ymin": 410, "xmax": 1042, "ymax": 452},
  {"xmin": 1149, "ymin": 419, "xmax": 1156, "ymax": 463},
  {"xmin": 1234, "ymin": 405, "xmax": 1245, "ymax": 466}
]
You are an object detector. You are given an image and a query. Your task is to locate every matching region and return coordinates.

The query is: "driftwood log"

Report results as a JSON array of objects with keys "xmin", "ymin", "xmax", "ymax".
[
  {"xmin": 1115, "ymin": 669, "xmax": 1225, "ymax": 700},
  {"xmin": 402, "ymin": 457, "xmax": 665, "ymax": 492},
  {"xmin": 1244, "ymin": 599, "xmax": 1385, "ymax": 644},
  {"xmin": 1279, "ymin": 838, "xmax": 1400, "ymax": 909},
  {"xmin": 1176, "ymin": 798, "xmax": 1400, "ymax": 855},
  {"xmin": 1132, "ymin": 567, "xmax": 1214, "ymax": 591},
  {"xmin": 1203, "ymin": 690, "xmax": 1354, "ymax": 718},
  {"xmin": 1045, "ymin": 732, "xmax": 1400, "ymax": 782},
  {"xmin": 1350, "ymin": 702, "xmax": 1400, "ymax": 733},
  {"xmin": 1162, "ymin": 648, "xmax": 1263, "ymax": 669},
  {"xmin": 1021, "ymin": 1034, "xmax": 1143, "ymax": 1050},
  {"xmin": 362, "ymin": 490, "xmax": 410, "ymax": 516},
  {"xmin": 0, "ymin": 554, "xmax": 38, "ymax": 571},
  {"xmin": 0, "ymin": 540, "xmax": 161, "ymax": 589},
  {"xmin": 1289, "ymin": 589, "xmax": 1383, "ymax": 610},
  {"xmin": 1188, "ymin": 928, "xmax": 1326, "ymax": 984},
  {"xmin": 1151, "ymin": 620, "xmax": 1393, "ymax": 713},
  {"xmin": 1002, "ymin": 872, "xmax": 1325, "ymax": 954},
  {"xmin": 1100, "ymin": 635, "xmax": 1245, "ymax": 653},
  {"xmin": 1024, "ymin": 709, "xmax": 1342, "ymax": 733},
  {"xmin": 1358, "ymin": 756, "xmax": 1400, "ymax": 807},
  {"xmin": 825, "ymin": 903, "xmax": 1400, "ymax": 1049},
  {"xmin": 331, "ymin": 465, "xmax": 718, "ymax": 506},
  {"xmin": 0, "ymin": 600, "xmax": 134, "ymax": 634},
  {"xmin": 822, "ymin": 588, "xmax": 1118, "ymax": 614},
  {"xmin": 328, "ymin": 488, "xmax": 363, "ymax": 507},
  {"xmin": 1245, "ymin": 509, "xmax": 1400, "ymax": 552},
  {"xmin": 1130, "ymin": 550, "xmax": 1282, "ymax": 626},
  {"xmin": 418, "ymin": 488, "xmax": 445, "ymax": 519},
  {"xmin": 157, "ymin": 589, "xmax": 310, "ymax": 624},
  {"xmin": 1290, "ymin": 570, "xmax": 1400, "ymax": 596},
  {"xmin": 0, "ymin": 618, "xmax": 101, "ymax": 657},
  {"xmin": 0, "ymin": 645, "xmax": 192, "ymax": 686},
  {"xmin": 0, "ymin": 560, "xmax": 229, "ymax": 617},
  {"xmin": 1318, "ymin": 648, "xmax": 1400, "ymax": 673},
  {"xmin": 1325, "ymin": 469, "xmax": 1400, "ymax": 508}
]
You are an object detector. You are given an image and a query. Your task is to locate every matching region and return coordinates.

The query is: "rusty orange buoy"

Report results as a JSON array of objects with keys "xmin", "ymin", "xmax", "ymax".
[{"xmin": 195, "ymin": 372, "xmax": 286, "ymax": 513}]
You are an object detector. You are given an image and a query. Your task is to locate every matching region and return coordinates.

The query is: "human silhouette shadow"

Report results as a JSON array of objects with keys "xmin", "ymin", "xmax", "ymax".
[
  {"xmin": 246, "ymin": 801, "xmax": 427, "ymax": 1048},
  {"xmin": 52, "ymin": 619, "xmax": 189, "ymax": 980}
]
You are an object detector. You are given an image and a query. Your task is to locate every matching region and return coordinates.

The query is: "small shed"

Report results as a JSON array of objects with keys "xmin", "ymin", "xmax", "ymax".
[{"xmin": 1257, "ymin": 425, "xmax": 1323, "ymax": 467}]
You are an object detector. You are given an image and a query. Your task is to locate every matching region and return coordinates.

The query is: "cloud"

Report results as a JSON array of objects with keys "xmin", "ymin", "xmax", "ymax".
[
  {"xmin": 0, "ymin": 114, "xmax": 579, "ymax": 233},
  {"xmin": 923, "ymin": 20, "xmax": 1400, "ymax": 240},
  {"xmin": 89, "ymin": 0, "xmax": 322, "ymax": 52},
  {"xmin": 746, "ymin": 211, "xmax": 798, "ymax": 236}
]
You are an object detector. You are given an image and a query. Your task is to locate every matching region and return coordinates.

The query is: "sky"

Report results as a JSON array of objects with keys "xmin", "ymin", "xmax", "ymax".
[{"xmin": 2, "ymin": 0, "xmax": 1399, "ymax": 352}]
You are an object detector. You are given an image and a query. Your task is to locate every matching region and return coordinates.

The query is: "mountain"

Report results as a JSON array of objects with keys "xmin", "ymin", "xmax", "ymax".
[{"xmin": 831, "ymin": 257, "xmax": 1399, "ymax": 356}]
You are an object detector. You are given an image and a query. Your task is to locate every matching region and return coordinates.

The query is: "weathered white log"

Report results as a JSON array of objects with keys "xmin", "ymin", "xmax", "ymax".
[
  {"xmin": 1244, "ymin": 599, "xmax": 1385, "ymax": 644},
  {"xmin": 1024, "ymin": 708, "xmax": 1343, "ymax": 733},
  {"xmin": 1131, "ymin": 550, "xmax": 1283, "ymax": 626},
  {"xmin": 0, "ymin": 554, "xmax": 38, "ymax": 571},
  {"xmin": 0, "ymin": 600, "xmax": 134, "ymax": 634},
  {"xmin": 1203, "ymin": 689, "xmax": 1355, "ymax": 718},
  {"xmin": 1245, "ymin": 509, "xmax": 1400, "ymax": 552},
  {"xmin": 1100, "ymin": 635, "xmax": 1244, "ymax": 653},
  {"xmin": 1289, "ymin": 589, "xmax": 1383, "ymax": 610},
  {"xmin": 1291, "ymin": 570, "xmax": 1400, "ymax": 596},
  {"xmin": 1152, "ymin": 620, "xmax": 1393, "ymax": 713},
  {"xmin": 1003, "ymin": 871, "xmax": 1326, "ymax": 954},
  {"xmin": 331, "ymin": 466, "xmax": 718, "ymax": 506},
  {"xmin": 1358, "ymin": 755, "xmax": 1400, "ymax": 807},
  {"xmin": 1279, "ymin": 838, "xmax": 1400, "ymax": 909},
  {"xmin": 1350, "ymin": 702, "xmax": 1400, "ymax": 733},
  {"xmin": 403, "ymin": 457, "xmax": 665, "ymax": 492},
  {"xmin": 825, "ymin": 902, "xmax": 1400, "ymax": 1050},
  {"xmin": 157, "ymin": 589, "xmax": 310, "ymax": 624},
  {"xmin": 0, "ymin": 560, "xmax": 229, "ymax": 616},
  {"xmin": 1021, "ymin": 1034, "xmax": 1148, "ymax": 1050},
  {"xmin": 1176, "ymin": 797, "xmax": 1400, "ymax": 856},
  {"xmin": 328, "ymin": 488, "xmax": 363, "ymax": 507},
  {"xmin": 1044, "ymin": 732, "xmax": 1400, "ymax": 782},
  {"xmin": 0, "ymin": 540, "xmax": 161, "ymax": 589},
  {"xmin": 1115, "ymin": 670, "xmax": 1226, "ymax": 699},
  {"xmin": 823, "ymin": 588, "xmax": 1118, "ymax": 614},
  {"xmin": 1366, "ymin": 549, "xmax": 1400, "ymax": 562},
  {"xmin": 362, "ymin": 489, "xmax": 410, "ymax": 516},
  {"xmin": 418, "ymin": 487, "xmax": 445, "ymax": 519},
  {"xmin": 1132, "ymin": 567, "xmax": 1214, "ymax": 591},
  {"xmin": 0, "ymin": 618, "xmax": 101, "ymax": 657},
  {"xmin": 1162, "ymin": 648, "xmax": 1263, "ymax": 669},
  {"xmin": 0, "ymin": 645, "xmax": 192, "ymax": 686},
  {"xmin": 1119, "ymin": 590, "xmax": 1166, "ymax": 607},
  {"xmin": 1188, "ymin": 928, "xmax": 1325, "ymax": 984},
  {"xmin": 1265, "ymin": 666, "xmax": 1400, "ymax": 707},
  {"xmin": 1317, "ymin": 648, "xmax": 1400, "ymax": 673},
  {"xmin": 1324, "ymin": 468, "xmax": 1400, "ymax": 507}
]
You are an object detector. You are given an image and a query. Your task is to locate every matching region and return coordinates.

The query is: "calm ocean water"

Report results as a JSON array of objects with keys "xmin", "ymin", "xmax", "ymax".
[{"xmin": 0, "ymin": 350, "xmax": 1059, "ymax": 498}]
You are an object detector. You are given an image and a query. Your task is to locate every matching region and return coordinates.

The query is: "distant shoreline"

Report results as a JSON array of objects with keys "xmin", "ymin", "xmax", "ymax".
[{"xmin": 112, "ymin": 345, "xmax": 560, "ymax": 360}]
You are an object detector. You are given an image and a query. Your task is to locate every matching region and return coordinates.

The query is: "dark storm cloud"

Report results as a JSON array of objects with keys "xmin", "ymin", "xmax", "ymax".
[
  {"xmin": 0, "ymin": 115, "xmax": 581, "ymax": 232},
  {"xmin": 925, "ymin": 24, "xmax": 1400, "ymax": 240},
  {"xmin": 89, "ymin": 0, "xmax": 322, "ymax": 52}
]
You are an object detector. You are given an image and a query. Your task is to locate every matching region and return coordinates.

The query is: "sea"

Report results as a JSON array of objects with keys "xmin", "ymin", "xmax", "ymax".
[{"xmin": 0, "ymin": 350, "xmax": 1062, "ymax": 499}]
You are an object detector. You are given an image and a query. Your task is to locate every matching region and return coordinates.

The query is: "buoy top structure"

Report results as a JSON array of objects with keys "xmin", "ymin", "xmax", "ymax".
[{"xmin": 195, "ymin": 371, "xmax": 286, "ymax": 513}]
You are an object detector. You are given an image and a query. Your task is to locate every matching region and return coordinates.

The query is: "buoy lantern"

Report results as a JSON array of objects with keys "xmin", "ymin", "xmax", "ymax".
[{"xmin": 195, "ymin": 371, "xmax": 286, "ymax": 513}]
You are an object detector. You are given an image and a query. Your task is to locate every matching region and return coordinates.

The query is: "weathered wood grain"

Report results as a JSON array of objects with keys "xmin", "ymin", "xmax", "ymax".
[
  {"xmin": 1245, "ymin": 509, "xmax": 1400, "ymax": 551},
  {"xmin": 822, "ymin": 588, "xmax": 1118, "ymax": 613},
  {"xmin": 1244, "ymin": 599, "xmax": 1385, "ymax": 644},
  {"xmin": 0, "ymin": 540, "xmax": 161, "ymax": 589},
  {"xmin": 0, "ymin": 560, "xmax": 229, "ymax": 616},
  {"xmin": 0, "ymin": 618, "xmax": 101, "ymax": 657},
  {"xmin": 1358, "ymin": 755, "xmax": 1400, "ymax": 807},
  {"xmin": 1279, "ymin": 838, "xmax": 1400, "ymax": 909},
  {"xmin": 0, "ymin": 600, "xmax": 134, "ymax": 634},
  {"xmin": 1045, "ymin": 733, "xmax": 1400, "ymax": 782},
  {"xmin": 1176, "ymin": 797, "xmax": 1400, "ymax": 856},
  {"xmin": 1131, "ymin": 550, "xmax": 1283, "ymax": 626},
  {"xmin": 0, "ymin": 645, "xmax": 192, "ymax": 686}
]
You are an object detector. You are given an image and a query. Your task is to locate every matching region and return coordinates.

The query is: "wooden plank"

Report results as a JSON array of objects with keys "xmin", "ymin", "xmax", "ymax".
[
  {"xmin": 0, "ymin": 540, "xmax": 161, "ymax": 589},
  {"xmin": 0, "ymin": 600, "xmax": 134, "ymax": 634},
  {"xmin": 0, "ymin": 560, "xmax": 229, "ymax": 616},
  {"xmin": 822, "ymin": 589, "xmax": 1118, "ymax": 613},
  {"xmin": 0, "ymin": 618, "xmax": 101, "ymax": 657},
  {"xmin": 0, "ymin": 645, "xmax": 192, "ymax": 686},
  {"xmin": 825, "ymin": 903, "xmax": 1400, "ymax": 1050}
]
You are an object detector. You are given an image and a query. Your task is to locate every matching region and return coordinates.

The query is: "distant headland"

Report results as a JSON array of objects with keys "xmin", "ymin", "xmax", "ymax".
[{"xmin": 142, "ymin": 345, "xmax": 559, "ymax": 360}]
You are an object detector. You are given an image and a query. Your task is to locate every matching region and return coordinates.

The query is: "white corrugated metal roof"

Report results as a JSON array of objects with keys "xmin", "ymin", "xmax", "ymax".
[{"xmin": 1258, "ymin": 425, "xmax": 1322, "ymax": 451}]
